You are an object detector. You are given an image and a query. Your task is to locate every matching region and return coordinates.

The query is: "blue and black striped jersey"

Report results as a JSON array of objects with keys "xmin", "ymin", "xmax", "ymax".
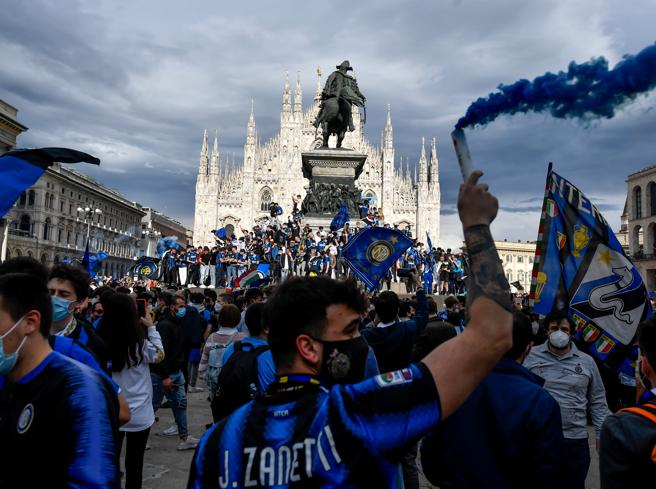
[
  {"xmin": 188, "ymin": 362, "xmax": 440, "ymax": 488},
  {"xmin": 0, "ymin": 351, "xmax": 119, "ymax": 488}
]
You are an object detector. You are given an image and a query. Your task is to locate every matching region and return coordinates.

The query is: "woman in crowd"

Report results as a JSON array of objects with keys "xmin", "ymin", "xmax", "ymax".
[{"xmin": 99, "ymin": 293, "xmax": 164, "ymax": 489}]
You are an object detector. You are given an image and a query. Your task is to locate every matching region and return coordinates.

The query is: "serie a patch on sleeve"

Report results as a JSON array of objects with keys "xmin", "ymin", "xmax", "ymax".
[{"xmin": 375, "ymin": 368, "xmax": 413, "ymax": 388}]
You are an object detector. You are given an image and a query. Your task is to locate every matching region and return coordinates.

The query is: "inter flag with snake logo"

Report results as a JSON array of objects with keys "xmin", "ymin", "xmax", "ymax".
[{"xmin": 530, "ymin": 164, "xmax": 651, "ymax": 379}]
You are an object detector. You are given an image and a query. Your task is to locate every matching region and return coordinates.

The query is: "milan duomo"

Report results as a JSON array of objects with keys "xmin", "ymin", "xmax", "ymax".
[{"xmin": 193, "ymin": 69, "xmax": 441, "ymax": 246}]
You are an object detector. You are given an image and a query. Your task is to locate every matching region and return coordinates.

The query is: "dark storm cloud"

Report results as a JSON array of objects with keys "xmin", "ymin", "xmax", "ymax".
[{"xmin": 0, "ymin": 0, "xmax": 653, "ymax": 247}]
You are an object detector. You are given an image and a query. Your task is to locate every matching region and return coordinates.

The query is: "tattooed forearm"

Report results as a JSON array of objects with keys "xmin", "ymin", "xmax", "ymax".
[{"xmin": 464, "ymin": 224, "xmax": 512, "ymax": 313}]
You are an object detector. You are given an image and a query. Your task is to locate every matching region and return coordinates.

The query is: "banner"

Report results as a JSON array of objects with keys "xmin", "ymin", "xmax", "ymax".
[
  {"xmin": 530, "ymin": 165, "xmax": 651, "ymax": 376},
  {"xmin": 342, "ymin": 226, "xmax": 413, "ymax": 290}
]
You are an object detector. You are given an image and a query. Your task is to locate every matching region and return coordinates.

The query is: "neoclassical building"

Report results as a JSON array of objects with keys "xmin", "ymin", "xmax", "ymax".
[
  {"xmin": 627, "ymin": 164, "xmax": 656, "ymax": 290},
  {"xmin": 193, "ymin": 70, "xmax": 441, "ymax": 246}
]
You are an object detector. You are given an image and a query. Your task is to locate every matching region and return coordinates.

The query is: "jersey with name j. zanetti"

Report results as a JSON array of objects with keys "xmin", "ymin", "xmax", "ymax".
[{"xmin": 188, "ymin": 362, "xmax": 440, "ymax": 488}]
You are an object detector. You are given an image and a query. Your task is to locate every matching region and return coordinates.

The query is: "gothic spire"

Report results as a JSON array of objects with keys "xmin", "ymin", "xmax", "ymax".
[
  {"xmin": 314, "ymin": 66, "xmax": 323, "ymax": 101},
  {"xmin": 418, "ymin": 137, "xmax": 428, "ymax": 183},
  {"xmin": 247, "ymin": 99, "xmax": 256, "ymax": 146},
  {"xmin": 429, "ymin": 137, "xmax": 439, "ymax": 184},
  {"xmin": 384, "ymin": 104, "xmax": 393, "ymax": 150},
  {"xmin": 282, "ymin": 71, "xmax": 292, "ymax": 113},
  {"xmin": 210, "ymin": 130, "xmax": 219, "ymax": 175},
  {"xmin": 199, "ymin": 129, "xmax": 209, "ymax": 175},
  {"xmin": 294, "ymin": 70, "xmax": 302, "ymax": 115}
]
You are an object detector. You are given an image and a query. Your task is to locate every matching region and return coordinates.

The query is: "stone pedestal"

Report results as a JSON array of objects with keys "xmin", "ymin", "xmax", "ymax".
[{"xmin": 300, "ymin": 148, "xmax": 366, "ymax": 219}]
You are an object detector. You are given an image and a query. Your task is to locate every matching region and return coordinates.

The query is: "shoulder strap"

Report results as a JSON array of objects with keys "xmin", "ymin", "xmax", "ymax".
[{"xmin": 619, "ymin": 403, "xmax": 656, "ymax": 424}]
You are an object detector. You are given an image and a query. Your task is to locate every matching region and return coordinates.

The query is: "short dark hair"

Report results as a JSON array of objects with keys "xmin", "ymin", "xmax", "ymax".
[
  {"xmin": 504, "ymin": 311, "xmax": 533, "ymax": 359},
  {"xmin": 263, "ymin": 277, "xmax": 368, "ymax": 368},
  {"xmin": 49, "ymin": 264, "xmax": 90, "ymax": 301},
  {"xmin": 427, "ymin": 297, "xmax": 438, "ymax": 316},
  {"xmin": 217, "ymin": 304, "xmax": 241, "ymax": 328},
  {"xmin": 245, "ymin": 302, "xmax": 265, "ymax": 336},
  {"xmin": 0, "ymin": 257, "xmax": 48, "ymax": 283},
  {"xmin": 412, "ymin": 322, "xmax": 457, "ymax": 362},
  {"xmin": 0, "ymin": 273, "xmax": 52, "ymax": 336},
  {"xmin": 190, "ymin": 292, "xmax": 204, "ymax": 304},
  {"xmin": 374, "ymin": 291, "xmax": 400, "ymax": 323},
  {"xmin": 543, "ymin": 312, "xmax": 574, "ymax": 333},
  {"xmin": 203, "ymin": 289, "xmax": 217, "ymax": 301},
  {"xmin": 638, "ymin": 317, "xmax": 656, "ymax": 370},
  {"xmin": 244, "ymin": 288, "xmax": 264, "ymax": 304},
  {"xmin": 218, "ymin": 293, "xmax": 234, "ymax": 305},
  {"xmin": 399, "ymin": 301, "xmax": 412, "ymax": 318},
  {"xmin": 444, "ymin": 295, "xmax": 459, "ymax": 309}
]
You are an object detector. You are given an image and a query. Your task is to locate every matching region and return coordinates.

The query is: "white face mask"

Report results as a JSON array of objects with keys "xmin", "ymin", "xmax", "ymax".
[{"xmin": 548, "ymin": 330, "xmax": 570, "ymax": 349}]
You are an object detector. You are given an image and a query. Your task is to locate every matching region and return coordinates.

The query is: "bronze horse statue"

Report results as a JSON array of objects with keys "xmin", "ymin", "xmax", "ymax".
[{"xmin": 313, "ymin": 61, "xmax": 366, "ymax": 149}]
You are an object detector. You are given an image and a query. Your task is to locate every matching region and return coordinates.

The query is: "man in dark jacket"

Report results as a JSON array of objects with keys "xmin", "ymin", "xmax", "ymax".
[
  {"xmin": 151, "ymin": 294, "xmax": 198, "ymax": 450},
  {"xmin": 600, "ymin": 317, "xmax": 656, "ymax": 487},
  {"xmin": 420, "ymin": 311, "xmax": 564, "ymax": 489},
  {"xmin": 362, "ymin": 288, "xmax": 428, "ymax": 374}
]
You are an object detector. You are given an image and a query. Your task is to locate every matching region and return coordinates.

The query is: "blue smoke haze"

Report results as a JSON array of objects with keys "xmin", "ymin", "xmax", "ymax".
[{"xmin": 456, "ymin": 42, "xmax": 656, "ymax": 130}]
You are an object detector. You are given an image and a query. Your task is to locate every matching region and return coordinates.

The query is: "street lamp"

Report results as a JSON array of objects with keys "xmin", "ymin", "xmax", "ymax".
[{"xmin": 77, "ymin": 206, "xmax": 102, "ymax": 242}]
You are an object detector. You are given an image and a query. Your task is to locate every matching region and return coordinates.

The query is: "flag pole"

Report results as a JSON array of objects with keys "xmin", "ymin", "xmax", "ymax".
[{"xmin": 529, "ymin": 162, "xmax": 553, "ymax": 308}]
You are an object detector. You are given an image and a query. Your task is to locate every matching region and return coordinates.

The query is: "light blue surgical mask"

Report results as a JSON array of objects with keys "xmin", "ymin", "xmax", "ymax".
[
  {"xmin": 176, "ymin": 307, "xmax": 187, "ymax": 319},
  {"xmin": 51, "ymin": 295, "xmax": 74, "ymax": 323},
  {"xmin": 0, "ymin": 315, "xmax": 26, "ymax": 376}
]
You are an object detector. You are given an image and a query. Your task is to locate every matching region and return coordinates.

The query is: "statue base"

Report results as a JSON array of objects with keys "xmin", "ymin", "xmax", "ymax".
[{"xmin": 301, "ymin": 148, "xmax": 367, "ymax": 218}]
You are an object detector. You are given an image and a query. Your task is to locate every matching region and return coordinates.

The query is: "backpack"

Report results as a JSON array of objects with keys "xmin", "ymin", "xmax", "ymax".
[
  {"xmin": 619, "ymin": 402, "xmax": 656, "ymax": 463},
  {"xmin": 206, "ymin": 333, "xmax": 237, "ymax": 394},
  {"xmin": 210, "ymin": 341, "xmax": 269, "ymax": 422}
]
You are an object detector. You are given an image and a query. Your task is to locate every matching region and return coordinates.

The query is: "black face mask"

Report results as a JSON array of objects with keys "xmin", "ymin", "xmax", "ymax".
[{"xmin": 315, "ymin": 336, "xmax": 369, "ymax": 386}]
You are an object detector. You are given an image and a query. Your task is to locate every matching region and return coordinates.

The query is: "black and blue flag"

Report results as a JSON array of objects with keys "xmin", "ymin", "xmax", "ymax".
[
  {"xmin": 342, "ymin": 226, "xmax": 413, "ymax": 290},
  {"xmin": 530, "ymin": 165, "xmax": 651, "ymax": 379},
  {"xmin": 0, "ymin": 147, "xmax": 100, "ymax": 218},
  {"xmin": 132, "ymin": 257, "xmax": 159, "ymax": 279},
  {"xmin": 330, "ymin": 201, "xmax": 350, "ymax": 231}
]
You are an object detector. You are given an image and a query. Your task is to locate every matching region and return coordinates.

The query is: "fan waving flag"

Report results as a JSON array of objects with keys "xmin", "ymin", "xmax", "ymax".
[
  {"xmin": 0, "ymin": 147, "xmax": 100, "ymax": 218},
  {"xmin": 530, "ymin": 164, "xmax": 651, "ymax": 379},
  {"xmin": 330, "ymin": 201, "xmax": 350, "ymax": 231},
  {"xmin": 342, "ymin": 226, "xmax": 413, "ymax": 290},
  {"xmin": 156, "ymin": 236, "xmax": 183, "ymax": 257},
  {"xmin": 426, "ymin": 232, "xmax": 434, "ymax": 258}
]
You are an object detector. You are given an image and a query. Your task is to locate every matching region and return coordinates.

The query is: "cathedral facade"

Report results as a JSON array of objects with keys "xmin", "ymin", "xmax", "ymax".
[{"xmin": 193, "ymin": 70, "xmax": 441, "ymax": 246}]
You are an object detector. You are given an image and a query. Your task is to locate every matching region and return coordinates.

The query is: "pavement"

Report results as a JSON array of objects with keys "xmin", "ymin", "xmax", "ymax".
[{"xmin": 132, "ymin": 386, "xmax": 601, "ymax": 489}]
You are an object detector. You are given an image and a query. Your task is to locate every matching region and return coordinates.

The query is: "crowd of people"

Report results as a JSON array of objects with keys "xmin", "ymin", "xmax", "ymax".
[
  {"xmin": 0, "ymin": 172, "xmax": 654, "ymax": 488},
  {"xmin": 158, "ymin": 218, "xmax": 467, "ymax": 296}
]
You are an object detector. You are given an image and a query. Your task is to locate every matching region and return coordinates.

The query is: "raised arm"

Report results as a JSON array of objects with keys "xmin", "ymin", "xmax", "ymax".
[{"xmin": 421, "ymin": 170, "xmax": 513, "ymax": 419}]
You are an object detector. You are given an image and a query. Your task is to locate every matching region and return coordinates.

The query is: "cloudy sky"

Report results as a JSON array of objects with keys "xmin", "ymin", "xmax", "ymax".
[{"xmin": 1, "ymin": 0, "xmax": 654, "ymax": 247}]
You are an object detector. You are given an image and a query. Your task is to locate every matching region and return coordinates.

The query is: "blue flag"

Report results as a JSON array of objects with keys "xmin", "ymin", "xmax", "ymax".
[
  {"xmin": 341, "ymin": 226, "xmax": 413, "ymax": 290},
  {"xmin": 531, "ymin": 166, "xmax": 651, "ymax": 379},
  {"xmin": 426, "ymin": 232, "xmax": 435, "ymax": 258},
  {"xmin": 81, "ymin": 241, "xmax": 91, "ymax": 275},
  {"xmin": 330, "ymin": 201, "xmax": 350, "ymax": 231},
  {"xmin": 0, "ymin": 148, "xmax": 99, "ymax": 219},
  {"xmin": 213, "ymin": 228, "xmax": 227, "ymax": 240}
]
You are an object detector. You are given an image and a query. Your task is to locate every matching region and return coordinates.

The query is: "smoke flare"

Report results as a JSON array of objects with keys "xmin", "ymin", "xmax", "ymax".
[{"xmin": 456, "ymin": 42, "xmax": 656, "ymax": 130}]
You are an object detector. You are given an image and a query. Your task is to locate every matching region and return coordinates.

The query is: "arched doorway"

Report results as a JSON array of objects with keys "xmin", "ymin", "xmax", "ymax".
[{"xmin": 632, "ymin": 225, "xmax": 644, "ymax": 256}]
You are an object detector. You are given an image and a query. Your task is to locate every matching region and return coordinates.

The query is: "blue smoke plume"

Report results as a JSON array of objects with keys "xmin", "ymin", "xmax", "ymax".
[
  {"xmin": 156, "ymin": 236, "xmax": 183, "ymax": 257},
  {"xmin": 456, "ymin": 43, "xmax": 656, "ymax": 130}
]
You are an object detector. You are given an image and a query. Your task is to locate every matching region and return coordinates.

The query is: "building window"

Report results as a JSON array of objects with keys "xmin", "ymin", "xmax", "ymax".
[
  {"xmin": 506, "ymin": 255, "xmax": 512, "ymax": 263},
  {"xmin": 635, "ymin": 186, "xmax": 643, "ymax": 219},
  {"xmin": 260, "ymin": 188, "xmax": 272, "ymax": 212},
  {"xmin": 19, "ymin": 215, "xmax": 31, "ymax": 234},
  {"xmin": 43, "ymin": 218, "xmax": 51, "ymax": 240},
  {"xmin": 28, "ymin": 190, "xmax": 35, "ymax": 206},
  {"xmin": 67, "ymin": 231, "xmax": 71, "ymax": 244},
  {"xmin": 18, "ymin": 192, "xmax": 26, "ymax": 206},
  {"xmin": 49, "ymin": 194, "xmax": 55, "ymax": 209},
  {"xmin": 517, "ymin": 256, "xmax": 523, "ymax": 263},
  {"xmin": 529, "ymin": 256, "xmax": 533, "ymax": 264},
  {"xmin": 57, "ymin": 229, "xmax": 63, "ymax": 243},
  {"xmin": 60, "ymin": 201, "xmax": 64, "ymax": 212}
]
